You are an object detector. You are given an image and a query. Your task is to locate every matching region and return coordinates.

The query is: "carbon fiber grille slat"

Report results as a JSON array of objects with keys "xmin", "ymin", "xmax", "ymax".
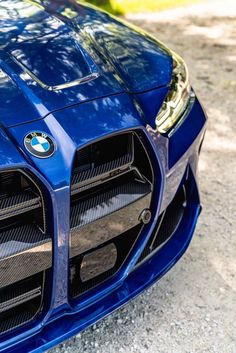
[
  {"xmin": 72, "ymin": 152, "xmax": 132, "ymax": 186},
  {"xmin": 0, "ymin": 224, "xmax": 52, "ymax": 288},
  {"xmin": 0, "ymin": 224, "xmax": 50, "ymax": 259},
  {"xmin": 0, "ymin": 272, "xmax": 44, "ymax": 335},
  {"xmin": 0, "ymin": 278, "xmax": 41, "ymax": 306},
  {"xmin": 70, "ymin": 180, "xmax": 151, "ymax": 230},
  {"xmin": 70, "ymin": 192, "xmax": 151, "ymax": 257},
  {"xmin": 0, "ymin": 309, "xmax": 37, "ymax": 335},
  {"xmin": 0, "ymin": 191, "xmax": 40, "ymax": 221},
  {"xmin": 0, "ymin": 287, "xmax": 41, "ymax": 313},
  {"xmin": 71, "ymin": 133, "xmax": 134, "ymax": 194}
]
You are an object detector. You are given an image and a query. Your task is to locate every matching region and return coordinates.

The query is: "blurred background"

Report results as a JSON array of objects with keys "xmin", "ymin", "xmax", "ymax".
[{"xmin": 85, "ymin": 0, "xmax": 197, "ymax": 14}]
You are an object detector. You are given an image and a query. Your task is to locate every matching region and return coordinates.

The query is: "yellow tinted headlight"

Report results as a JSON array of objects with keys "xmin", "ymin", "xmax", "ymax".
[{"xmin": 156, "ymin": 52, "xmax": 191, "ymax": 133}]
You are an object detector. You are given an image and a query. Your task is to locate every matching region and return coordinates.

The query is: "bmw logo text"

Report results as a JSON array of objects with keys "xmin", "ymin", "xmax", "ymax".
[{"xmin": 24, "ymin": 131, "xmax": 56, "ymax": 158}]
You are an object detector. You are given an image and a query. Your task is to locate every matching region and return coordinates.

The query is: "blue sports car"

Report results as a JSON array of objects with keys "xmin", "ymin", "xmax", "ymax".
[{"xmin": 0, "ymin": 1, "xmax": 207, "ymax": 352}]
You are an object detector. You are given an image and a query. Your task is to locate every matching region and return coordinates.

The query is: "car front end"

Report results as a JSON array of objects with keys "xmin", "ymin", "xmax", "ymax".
[{"xmin": 0, "ymin": 1, "xmax": 207, "ymax": 352}]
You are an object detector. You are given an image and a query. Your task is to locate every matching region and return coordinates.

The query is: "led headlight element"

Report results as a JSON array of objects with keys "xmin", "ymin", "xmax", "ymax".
[{"xmin": 156, "ymin": 52, "xmax": 191, "ymax": 133}]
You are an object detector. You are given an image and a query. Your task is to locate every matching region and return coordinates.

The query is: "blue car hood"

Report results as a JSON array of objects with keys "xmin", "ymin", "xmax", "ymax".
[{"xmin": 0, "ymin": 0, "xmax": 172, "ymax": 128}]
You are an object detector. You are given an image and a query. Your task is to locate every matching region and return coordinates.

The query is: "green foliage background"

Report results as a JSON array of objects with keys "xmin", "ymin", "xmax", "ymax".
[{"xmin": 85, "ymin": 0, "xmax": 196, "ymax": 14}]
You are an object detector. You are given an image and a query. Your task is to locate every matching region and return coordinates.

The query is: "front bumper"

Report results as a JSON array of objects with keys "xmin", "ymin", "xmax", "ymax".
[{"xmin": 0, "ymin": 95, "xmax": 206, "ymax": 353}]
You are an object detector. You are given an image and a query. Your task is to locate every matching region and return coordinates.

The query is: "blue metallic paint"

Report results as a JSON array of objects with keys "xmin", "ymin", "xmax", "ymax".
[
  {"xmin": 0, "ymin": 97, "xmax": 206, "ymax": 353},
  {"xmin": 0, "ymin": 0, "xmax": 172, "ymax": 127},
  {"xmin": 0, "ymin": 1, "xmax": 207, "ymax": 352}
]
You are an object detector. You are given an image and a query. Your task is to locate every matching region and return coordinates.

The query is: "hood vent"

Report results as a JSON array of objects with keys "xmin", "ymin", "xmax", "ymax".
[{"xmin": 11, "ymin": 28, "xmax": 99, "ymax": 91}]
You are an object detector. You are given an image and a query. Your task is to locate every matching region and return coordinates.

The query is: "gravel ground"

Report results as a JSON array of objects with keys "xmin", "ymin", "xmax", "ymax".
[{"xmin": 50, "ymin": 1, "xmax": 236, "ymax": 352}]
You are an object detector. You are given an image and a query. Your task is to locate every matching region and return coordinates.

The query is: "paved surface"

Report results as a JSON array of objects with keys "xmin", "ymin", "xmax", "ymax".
[{"xmin": 50, "ymin": 1, "xmax": 236, "ymax": 352}]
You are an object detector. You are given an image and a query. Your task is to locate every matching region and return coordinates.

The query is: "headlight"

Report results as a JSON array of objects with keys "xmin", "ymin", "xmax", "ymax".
[{"xmin": 155, "ymin": 52, "xmax": 191, "ymax": 133}]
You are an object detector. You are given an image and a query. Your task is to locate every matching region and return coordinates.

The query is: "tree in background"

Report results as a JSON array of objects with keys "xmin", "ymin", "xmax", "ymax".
[{"xmin": 86, "ymin": 0, "xmax": 122, "ymax": 14}]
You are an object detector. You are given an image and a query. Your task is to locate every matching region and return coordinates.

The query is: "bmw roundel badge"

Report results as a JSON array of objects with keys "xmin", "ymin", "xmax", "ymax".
[{"xmin": 24, "ymin": 131, "xmax": 56, "ymax": 158}]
